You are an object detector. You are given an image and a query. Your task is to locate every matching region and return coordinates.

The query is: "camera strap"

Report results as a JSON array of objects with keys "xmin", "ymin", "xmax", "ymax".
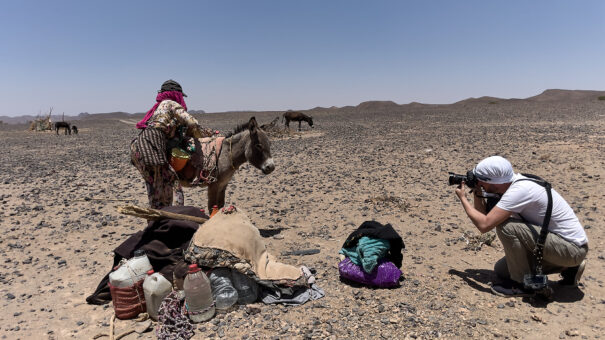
[{"xmin": 515, "ymin": 174, "xmax": 553, "ymax": 276}]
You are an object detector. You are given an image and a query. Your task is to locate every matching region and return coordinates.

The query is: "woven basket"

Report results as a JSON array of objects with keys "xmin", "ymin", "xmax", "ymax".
[{"xmin": 109, "ymin": 279, "xmax": 146, "ymax": 320}]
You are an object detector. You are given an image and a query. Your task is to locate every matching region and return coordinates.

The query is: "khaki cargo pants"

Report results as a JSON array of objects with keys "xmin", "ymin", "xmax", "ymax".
[{"xmin": 494, "ymin": 220, "xmax": 588, "ymax": 283}]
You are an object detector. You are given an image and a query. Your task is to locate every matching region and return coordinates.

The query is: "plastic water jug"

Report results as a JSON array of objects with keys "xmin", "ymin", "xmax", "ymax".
[
  {"xmin": 109, "ymin": 249, "xmax": 153, "ymax": 288},
  {"xmin": 184, "ymin": 264, "xmax": 215, "ymax": 322},
  {"xmin": 208, "ymin": 268, "xmax": 238, "ymax": 310},
  {"xmin": 143, "ymin": 270, "xmax": 173, "ymax": 321},
  {"xmin": 231, "ymin": 270, "xmax": 259, "ymax": 304}
]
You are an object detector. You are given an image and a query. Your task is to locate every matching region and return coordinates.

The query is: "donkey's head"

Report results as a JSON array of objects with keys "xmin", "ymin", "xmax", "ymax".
[
  {"xmin": 306, "ymin": 116, "xmax": 314, "ymax": 128},
  {"xmin": 246, "ymin": 117, "xmax": 275, "ymax": 174}
]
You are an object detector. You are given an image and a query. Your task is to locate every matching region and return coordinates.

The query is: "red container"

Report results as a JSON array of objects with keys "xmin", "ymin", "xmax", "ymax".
[{"xmin": 109, "ymin": 279, "xmax": 146, "ymax": 319}]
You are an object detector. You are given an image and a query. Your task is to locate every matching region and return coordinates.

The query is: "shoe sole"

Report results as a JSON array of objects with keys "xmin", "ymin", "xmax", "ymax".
[{"xmin": 490, "ymin": 286, "xmax": 535, "ymax": 298}]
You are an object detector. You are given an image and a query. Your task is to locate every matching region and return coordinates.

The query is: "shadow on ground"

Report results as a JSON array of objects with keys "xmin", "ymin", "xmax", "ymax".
[
  {"xmin": 448, "ymin": 268, "xmax": 585, "ymax": 306},
  {"xmin": 258, "ymin": 227, "xmax": 286, "ymax": 238}
]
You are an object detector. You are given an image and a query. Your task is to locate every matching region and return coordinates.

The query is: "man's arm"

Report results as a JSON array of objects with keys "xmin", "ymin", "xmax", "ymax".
[{"xmin": 456, "ymin": 184, "xmax": 511, "ymax": 233}]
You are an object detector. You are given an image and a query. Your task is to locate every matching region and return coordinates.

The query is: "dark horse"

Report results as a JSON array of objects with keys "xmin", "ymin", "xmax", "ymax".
[
  {"xmin": 54, "ymin": 121, "xmax": 71, "ymax": 135},
  {"xmin": 177, "ymin": 117, "xmax": 275, "ymax": 211},
  {"xmin": 71, "ymin": 125, "xmax": 78, "ymax": 135},
  {"xmin": 282, "ymin": 111, "xmax": 314, "ymax": 131}
]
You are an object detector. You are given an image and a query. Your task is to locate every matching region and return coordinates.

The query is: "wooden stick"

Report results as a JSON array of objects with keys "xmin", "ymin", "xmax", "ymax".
[{"xmin": 117, "ymin": 205, "xmax": 208, "ymax": 224}]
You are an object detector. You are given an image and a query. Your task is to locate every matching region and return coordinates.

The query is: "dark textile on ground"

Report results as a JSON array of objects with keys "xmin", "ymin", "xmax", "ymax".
[
  {"xmin": 86, "ymin": 206, "xmax": 207, "ymax": 305},
  {"xmin": 133, "ymin": 127, "xmax": 168, "ymax": 166},
  {"xmin": 342, "ymin": 221, "xmax": 405, "ymax": 268}
]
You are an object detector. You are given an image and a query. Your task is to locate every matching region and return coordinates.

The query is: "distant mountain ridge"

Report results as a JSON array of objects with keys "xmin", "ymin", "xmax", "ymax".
[{"xmin": 2, "ymin": 89, "xmax": 603, "ymax": 124}]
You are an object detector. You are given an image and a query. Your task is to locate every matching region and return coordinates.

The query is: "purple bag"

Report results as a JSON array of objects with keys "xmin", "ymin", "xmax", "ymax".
[{"xmin": 338, "ymin": 257, "xmax": 401, "ymax": 288}]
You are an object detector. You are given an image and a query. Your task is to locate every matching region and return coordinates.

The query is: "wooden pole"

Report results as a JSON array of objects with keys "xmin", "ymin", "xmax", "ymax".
[{"xmin": 117, "ymin": 205, "xmax": 208, "ymax": 224}]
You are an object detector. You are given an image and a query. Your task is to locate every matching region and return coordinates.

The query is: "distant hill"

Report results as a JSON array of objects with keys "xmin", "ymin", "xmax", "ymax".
[
  {"xmin": 526, "ymin": 89, "xmax": 605, "ymax": 102},
  {"xmin": 2, "ymin": 89, "xmax": 603, "ymax": 125},
  {"xmin": 453, "ymin": 96, "xmax": 506, "ymax": 105},
  {"xmin": 453, "ymin": 89, "xmax": 605, "ymax": 106},
  {"xmin": 356, "ymin": 100, "xmax": 402, "ymax": 111}
]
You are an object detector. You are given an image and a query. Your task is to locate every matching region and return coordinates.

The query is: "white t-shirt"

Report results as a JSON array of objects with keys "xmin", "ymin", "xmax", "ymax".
[{"xmin": 496, "ymin": 174, "xmax": 588, "ymax": 246}]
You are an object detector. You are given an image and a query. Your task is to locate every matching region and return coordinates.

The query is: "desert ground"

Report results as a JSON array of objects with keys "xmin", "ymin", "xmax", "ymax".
[{"xmin": 0, "ymin": 95, "xmax": 604, "ymax": 339}]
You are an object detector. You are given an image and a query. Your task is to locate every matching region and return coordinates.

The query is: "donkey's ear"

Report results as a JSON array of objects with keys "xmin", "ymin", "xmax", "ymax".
[{"xmin": 248, "ymin": 117, "xmax": 258, "ymax": 130}]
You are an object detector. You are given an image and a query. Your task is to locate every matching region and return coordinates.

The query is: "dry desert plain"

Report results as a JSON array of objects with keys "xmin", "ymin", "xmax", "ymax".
[{"xmin": 0, "ymin": 92, "xmax": 604, "ymax": 339}]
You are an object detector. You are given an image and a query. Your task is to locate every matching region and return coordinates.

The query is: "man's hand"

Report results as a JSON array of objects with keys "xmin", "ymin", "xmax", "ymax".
[{"xmin": 455, "ymin": 181, "xmax": 467, "ymax": 200}]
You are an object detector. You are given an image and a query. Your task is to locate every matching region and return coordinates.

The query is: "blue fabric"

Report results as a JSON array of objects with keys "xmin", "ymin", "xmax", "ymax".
[{"xmin": 339, "ymin": 236, "xmax": 390, "ymax": 273}]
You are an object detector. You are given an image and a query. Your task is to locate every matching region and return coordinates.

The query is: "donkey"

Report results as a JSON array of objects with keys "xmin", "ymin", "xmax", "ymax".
[
  {"xmin": 71, "ymin": 125, "xmax": 78, "ymax": 135},
  {"xmin": 282, "ymin": 111, "xmax": 314, "ymax": 131},
  {"xmin": 55, "ymin": 121, "xmax": 71, "ymax": 135},
  {"xmin": 177, "ymin": 117, "xmax": 275, "ymax": 211}
]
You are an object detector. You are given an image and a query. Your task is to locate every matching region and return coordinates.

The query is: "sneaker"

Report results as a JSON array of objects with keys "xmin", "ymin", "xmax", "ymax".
[
  {"xmin": 490, "ymin": 281, "xmax": 535, "ymax": 297},
  {"xmin": 559, "ymin": 259, "xmax": 586, "ymax": 286}
]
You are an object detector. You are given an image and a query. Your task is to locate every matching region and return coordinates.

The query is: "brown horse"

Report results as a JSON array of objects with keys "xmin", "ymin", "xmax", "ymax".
[
  {"xmin": 282, "ymin": 111, "xmax": 314, "ymax": 131},
  {"xmin": 177, "ymin": 117, "xmax": 275, "ymax": 211}
]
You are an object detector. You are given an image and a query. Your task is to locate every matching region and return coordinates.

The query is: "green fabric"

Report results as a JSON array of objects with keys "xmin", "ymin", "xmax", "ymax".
[{"xmin": 339, "ymin": 236, "xmax": 390, "ymax": 273}]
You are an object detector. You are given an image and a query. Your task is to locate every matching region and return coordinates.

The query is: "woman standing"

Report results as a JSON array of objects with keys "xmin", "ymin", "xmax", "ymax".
[{"xmin": 131, "ymin": 79, "xmax": 214, "ymax": 208}]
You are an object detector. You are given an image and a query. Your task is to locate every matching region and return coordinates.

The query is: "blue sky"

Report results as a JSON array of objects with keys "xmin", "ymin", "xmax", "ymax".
[{"xmin": 1, "ymin": 1, "xmax": 603, "ymax": 116}]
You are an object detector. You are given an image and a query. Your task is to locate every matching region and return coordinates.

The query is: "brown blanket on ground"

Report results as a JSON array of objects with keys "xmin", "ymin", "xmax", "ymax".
[{"xmin": 189, "ymin": 208, "xmax": 302, "ymax": 281}]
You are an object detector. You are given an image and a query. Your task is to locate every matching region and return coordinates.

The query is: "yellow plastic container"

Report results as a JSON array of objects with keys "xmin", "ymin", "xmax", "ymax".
[{"xmin": 170, "ymin": 148, "xmax": 190, "ymax": 172}]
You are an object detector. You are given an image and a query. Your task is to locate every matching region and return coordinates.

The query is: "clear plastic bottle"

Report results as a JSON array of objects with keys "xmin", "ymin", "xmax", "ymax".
[
  {"xmin": 208, "ymin": 268, "xmax": 238, "ymax": 310},
  {"xmin": 143, "ymin": 270, "xmax": 173, "ymax": 321},
  {"xmin": 231, "ymin": 270, "xmax": 259, "ymax": 304},
  {"xmin": 184, "ymin": 264, "xmax": 215, "ymax": 322}
]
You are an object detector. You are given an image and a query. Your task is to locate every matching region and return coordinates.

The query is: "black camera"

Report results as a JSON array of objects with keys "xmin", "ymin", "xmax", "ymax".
[
  {"xmin": 523, "ymin": 273, "xmax": 548, "ymax": 291},
  {"xmin": 448, "ymin": 170, "xmax": 478, "ymax": 188}
]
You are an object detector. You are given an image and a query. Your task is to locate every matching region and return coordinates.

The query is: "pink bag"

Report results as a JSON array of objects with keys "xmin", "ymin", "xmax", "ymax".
[{"xmin": 338, "ymin": 257, "xmax": 401, "ymax": 288}]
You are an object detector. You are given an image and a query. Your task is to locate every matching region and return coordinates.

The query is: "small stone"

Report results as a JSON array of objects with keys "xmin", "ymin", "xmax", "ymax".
[
  {"xmin": 246, "ymin": 306, "xmax": 261, "ymax": 315},
  {"xmin": 6, "ymin": 293, "xmax": 15, "ymax": 300}
]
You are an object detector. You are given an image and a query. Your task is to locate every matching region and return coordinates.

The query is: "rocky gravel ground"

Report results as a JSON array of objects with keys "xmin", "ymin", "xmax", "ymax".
[{"xmin": 0, "ymin": 100, "xmax": 604, "ymax": 339}]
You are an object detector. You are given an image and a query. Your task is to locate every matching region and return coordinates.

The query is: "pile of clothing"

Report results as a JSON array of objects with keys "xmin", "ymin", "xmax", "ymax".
[
  {"xmin": 87, "ymin": 206, "xmax": 324, "ymax": 339},
  {"xmin": 338, "ymin": 221, "xmax": 404, "ymax": 288}
]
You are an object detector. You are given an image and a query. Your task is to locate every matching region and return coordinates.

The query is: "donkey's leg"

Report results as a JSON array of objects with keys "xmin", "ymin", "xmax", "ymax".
[
  {"xmin": 217, "ymin": 184, "xmax": 227, "ymax": 209},
  {"xmin": 207, "ymin": 183, "xmax": 218, "ymax": 212},
  {"xmin": 298, "ymin": 121, "xmax": 302, "ymax": 131}
]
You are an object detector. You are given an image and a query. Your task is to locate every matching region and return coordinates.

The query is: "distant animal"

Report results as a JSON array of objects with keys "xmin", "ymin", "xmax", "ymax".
[
  {"xmin": 282, "ymin": 111, "xmax": 314, "ymax": 131},
  {"xmin": 54, "ymin": 121, "xmax": 71, "ymax": 135},
  {"xmin": 176, "ymin": 116, "xmax": 275, "ymax": 211},
  {"xmin": 260, "ymin": 116, "xmax": 280, "ymax": 130},
  {"xmin": 71, "ymin": 125, "xmax": 78, "ymax": 135}
]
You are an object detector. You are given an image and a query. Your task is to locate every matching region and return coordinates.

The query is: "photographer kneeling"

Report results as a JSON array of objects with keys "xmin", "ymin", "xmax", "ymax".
[{"xmin": 454, "ymin": 156, "xmax": 588, "ymax": 297}]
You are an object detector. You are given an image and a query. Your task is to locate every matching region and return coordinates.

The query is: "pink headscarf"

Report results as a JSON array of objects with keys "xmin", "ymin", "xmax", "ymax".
[{"xmin": 136, "ymin": 91, "xmax": 188, "ymax": 129}]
